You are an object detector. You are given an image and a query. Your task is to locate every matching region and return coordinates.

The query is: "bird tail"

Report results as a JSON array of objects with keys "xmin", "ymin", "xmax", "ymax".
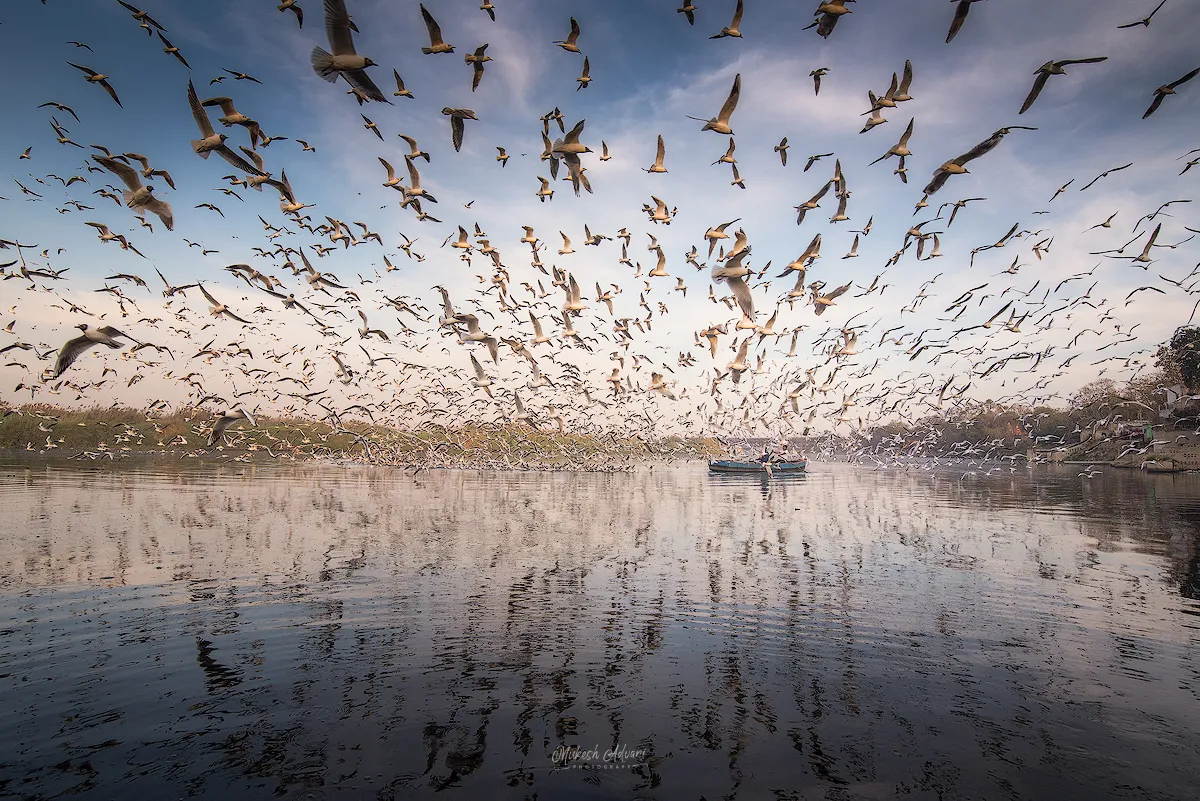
[
  {"xmin": 191, "ymin": 141, "xmax": 212, "ymax": 158},
  {"xmin": 310, "ymin": 47, "xmax": 338, "ymax": 81}
]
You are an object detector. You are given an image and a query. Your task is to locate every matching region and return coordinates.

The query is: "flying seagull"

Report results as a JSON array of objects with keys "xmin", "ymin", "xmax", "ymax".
[
  {"xmin": 312, "ymin": 0, "xmax": 388, "ymax": 102},
  {"xmin": 1019, "ymin": 57, "xmax": 1108, "ymax": 114}
]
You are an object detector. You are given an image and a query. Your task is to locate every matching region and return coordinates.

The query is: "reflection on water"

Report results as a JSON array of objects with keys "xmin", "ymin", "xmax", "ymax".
[{"xmin": 1, "ymin": 456, "xmax": 1199, "ymax": 799}]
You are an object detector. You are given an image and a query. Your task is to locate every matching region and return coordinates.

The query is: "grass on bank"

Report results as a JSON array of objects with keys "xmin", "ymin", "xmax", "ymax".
[{"xmin": 0, "ymin": 404, "xmax": 720, "ymax": 466}]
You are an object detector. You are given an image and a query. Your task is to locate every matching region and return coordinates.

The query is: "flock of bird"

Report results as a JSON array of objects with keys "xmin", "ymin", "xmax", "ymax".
[{"xmin": 2, "ymin": 0, "xmax": 1199, "ymax": 463}]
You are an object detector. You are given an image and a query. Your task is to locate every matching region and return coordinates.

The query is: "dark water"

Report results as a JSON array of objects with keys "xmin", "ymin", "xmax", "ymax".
[{"xmin": 1, "ymin": 456, "xmax": 1198, "ymax": 800}]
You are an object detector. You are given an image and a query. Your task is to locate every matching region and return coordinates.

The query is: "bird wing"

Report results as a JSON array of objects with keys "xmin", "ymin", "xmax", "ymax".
[
  {"xmin": 143, "ymin": 196, "xmax": 174, "ymax": 230},
  {"xmin": 825, "ymin": 282, "xmax": 852, "ymax": 301},
  {"xmin": 726, "ymin": 275, "xmax": 755, "ymax": 319},
  {"xmin": 1142, "ymin": 93, "xmax": 1166, "ymax": 119},
  {"xmin": 1058, "ymin": 57, "xmax": 1109, "ymax": 66},
  {"xmin": 187, "ymin": 80, "xmax": 215, "ymax": 136},
  {"xmin": 343, "ymin": 69, "xmax": 388, "ymax": 102},
  {"xmin": 421, "ymin": 3, "xmax": 445, "ymax": 47},
  {"xmin": 1169, "ymin": 66, "xmax": 1200, "ymax": 89},
  {"xmin": 202, "ymin": 96, "xmax": 237, "ymax": 114},
  {"xmin": 731, "ymin": 0, "xmax": 744, "ymax": 26},
  {"xmin": 1019, "ymin": 72, "xmax": 1051, "ymax": 114},
  {"xmin": 717, "ymin": 73, "xmax": 741, "ymax": 122},
  {"xmin": 451, "ymin": 114, "xmax": 465, "ymax": 151},
  {"xmin": 326, "ymin": 0, "xmax": 358, "ymax": 55},
  {"xmin": 99, "ymin": 78, "xmax": 122, "ymax": 107},
  {"xmin": 94, "ymin": 156, "xmax": 142, "ymax": 191},
  {"xmin": 953, "ymin": 130, "xmax": 1006, "ymax": 166},
  {"xmin": 199, "ymin": 284, "xmax": 221, "ymax": 308},
  {"xmin": 96, "ymin": 325, "xmax": 133, "ymax": 340},
  {"xmin": 216, "ymin": 144, "xmax": 268, "ymax": 175},
  {"xmin": 53, "ymin": 333, "xmax": 95, "ymax": 377}
]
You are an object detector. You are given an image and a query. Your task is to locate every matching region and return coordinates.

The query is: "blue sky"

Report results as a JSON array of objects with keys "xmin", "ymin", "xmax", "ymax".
[{"xmin": 1, "ymin": 0, "xmax": 1199, "ymax": 435}]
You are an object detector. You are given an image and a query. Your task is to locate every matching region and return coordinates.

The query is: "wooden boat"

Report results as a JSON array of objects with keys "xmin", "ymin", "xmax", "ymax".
[{"xmin": 708, "ymin": 459, "xmax": 807, "ymax": 474}]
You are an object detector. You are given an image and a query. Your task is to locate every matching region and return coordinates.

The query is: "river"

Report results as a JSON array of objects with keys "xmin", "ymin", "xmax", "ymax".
[{"xmin": 1, "ymin": 456, "xmax": 1198, "ymax": 799}]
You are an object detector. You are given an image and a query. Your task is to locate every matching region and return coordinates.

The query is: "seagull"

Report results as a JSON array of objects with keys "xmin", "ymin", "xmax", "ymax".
[
  {"xmin": 92, "ymin": 156, "xmax": 173, "ymax": 230},
  {"xmin": 678, "ymin": 2, "xmax": 697, "ymax": 25},
  {"xmin": 442, "ymin": 108, "xmax": 478, "ymax": 152},
  {"xmin": 52, "ymin": 323, "xmax": 135, "ymax": 377},
  {"xmin": 1118, "ymin": 0, "xmax": 1167, "ymax": 28},
  {"xmin": 207, "ymin": 407, "xmax": 257, "ymax": 447},
  {"xmin": 1085, "ymin": 211, "xmax": 1119, "ymax": 232},
  {"xmin": 199, "ymin": 284, "xmax": 252, "ymax": 324},
  {"xmin": 869, "ymin": 117, "xmax": 914, "ymax": 165},
  {"xmin": 803, "ymin": 152, "xmax": 833, "ymax": 172},
  {"xmin": 361, "ymin": 113, "xmax": 384, "ymax": 141},
  {"xmin": 774, "ymin": 137, "xmax": 789, "ymax": 166},
  {"xmin": 946, "ymin": 0, "xmax": 985, "ymax": 43},
  {"xmin": 481, "ymin": 1, "xmax": 496, "ymax": 21},
  {"xmin": 222, "ymin": 68, "xmax": 263, "ymax": 84},
  {"xmin": 312, "ymin": 0, "xmax": 388, "ymax": 102},
  {"xmin": 688, "ymin": 73, "xmax": 740, "ymax": 134},
  {"xmin": 576, "ymin": 56, "xmax": 591, "ymax": 90},
  {"xmin": 392, "ymin": 69, "xmax": 414, "ymax": 99},
  {"xmin": 157, "ymin": 33, "xmax": 191, "ymax": 68},
  {"xmin": 401, "ymin": 156, "xmax": 437, "ymax": 205},
  {"xmin": 187, "ymin": 81, "xmax": 267, "ymax": 175},
  {"xmin": 1111, "ymin": 223, "xmax": 1162, "ymax": 266},
  {"xmin": 923, "ymin": 126, "xmax": 1036, "ymax": 195},
  {"xmin": 710, "ymin": 0, "xmax": 743, "ymax": 38},
  {"xmin": 465, "ymin": 44, "xmax": 491, "ymax": 91},
  {"xmin": 37, "ymin": 101, "xmax": 80, "ymax": 122},
  {"xmin": 805, "ymin": 0, "xmax": 854, "ymax": 39},
  {"xmin": 469, "ymin": 353, "xmax": 493, "ymax": 397},
  {"xmin": 1079, "ymin": 162, "xmax": 1133, "ymax": 191},
  {"xmin": 279, "ymin": 0, "xmax": 304, "ymax": 28},
  {"xmin": 810, "ymin": 67, "xmax": 829, "ymax": 95},
  {"xmin": 398, "ymin": 133, "xmax": 430, "ymax": 162},
  {"xmin": 1143, "ymin": 66, "xmax": 1200, "ymax": 118},
  {"xmin": 644, "ymin": 134, "xmax": 668, "ymax": 173},
  {"xmin": 67, "ymin": 63, "xmax": 122, "ymax": 107},
  {"xmin": 117, "ymin": 1, "xmax": 165, "ymax": 34},
  {"xmin": 1019, "ymin": 57, "xmax": 1108, "ymax": 114},
  {"xmin": 554, "ymin": 17, "xmax": 582, "ymax": 52}
]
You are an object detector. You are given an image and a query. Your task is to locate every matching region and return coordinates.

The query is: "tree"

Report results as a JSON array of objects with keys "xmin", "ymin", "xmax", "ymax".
[
  {"xmin": 1070, "ymin": 378, "xmax": 1119, "ymax": 411},
  {"xmin": 1161, "ymin": 326, "xmax": 1200, "ymax": 391}
]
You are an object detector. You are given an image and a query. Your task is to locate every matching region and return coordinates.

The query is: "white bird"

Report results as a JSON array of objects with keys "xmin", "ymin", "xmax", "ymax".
[
  {"xmin": 312, "ymin": 0, "xmax": 388, "ymax": 101},
  {"xmin": 688, "ymin": 73, "xmax": 741, "ymax": 135},
  {"xmin": 710, "ymin": 0, "xmax": 744, "ymax": 38},
  {"xmin": 442, "ymin": 107, "xmax": 478, "ymax": 152},
  {"xmin": 644, "ymin": 134, "xmax": 667, "ymax": 173},
  {"xmin": 52, "ymin": 324, "xmax": 135, "ymax": 377},
  {"xmin": 187, "ymin": 81, "xmax": 268, "ymax": 176},
  {"xmin": 469, "ymin": 352, "xmax": 493, "ymax": 397},
  {"xmin": 92, "ymin": 156, "xmax": 174, "ymax": 230},
  {"xmin": 208, "ymin": 407, "xmax": 257, "ymax": 447}
]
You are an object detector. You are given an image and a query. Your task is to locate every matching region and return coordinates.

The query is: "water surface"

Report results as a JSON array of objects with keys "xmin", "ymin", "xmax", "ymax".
[{"xmin": 1, "ymin": 456, "xmax": 1198, "ymax": 800}]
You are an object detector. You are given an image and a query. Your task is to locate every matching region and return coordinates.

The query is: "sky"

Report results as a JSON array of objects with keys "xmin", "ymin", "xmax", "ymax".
[{"xmin": 1, "ymin": 0, "xmax": 1198, "ymax": 437}]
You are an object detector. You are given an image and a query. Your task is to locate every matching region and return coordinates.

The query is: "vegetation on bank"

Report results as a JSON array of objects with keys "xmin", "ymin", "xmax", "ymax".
[
  {"xmin": 0, "ymin": 404, "xmax": 720, "ymax": 469},
  {"xmin": 861, "ymin": 326, "xmax": 1200, "ymax": 458}
]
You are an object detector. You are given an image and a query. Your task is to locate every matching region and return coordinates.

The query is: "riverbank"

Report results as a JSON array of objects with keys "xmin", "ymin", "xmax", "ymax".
[{"xmin": 0, "ymin": 404, "xmax": 719, "ymax": 471}]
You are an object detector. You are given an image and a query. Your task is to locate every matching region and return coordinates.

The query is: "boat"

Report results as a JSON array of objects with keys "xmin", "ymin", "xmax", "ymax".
[{"xmin": 708, "ymin": 459, "xmax": 807, "ymax": 474}]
